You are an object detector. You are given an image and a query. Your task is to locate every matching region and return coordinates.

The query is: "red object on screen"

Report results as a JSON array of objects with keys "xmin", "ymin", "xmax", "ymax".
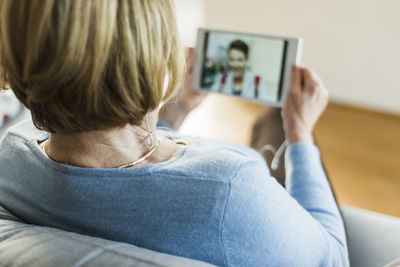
[
  {"xmin": 219, "ymin": 73, "xmax": 228, "ymax": 92},
  {"xmin": 3, "ymin": 114, "xmax": 10, "ymax": 124},
  {"xmin": 254, "ymin": 76, "xmax": 260, "ymax": 98}
]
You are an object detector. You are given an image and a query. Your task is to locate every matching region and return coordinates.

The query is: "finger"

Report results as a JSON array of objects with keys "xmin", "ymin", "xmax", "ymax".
[
  {"xmin": 187, "ymin": 47, "xmax": 195, "ymax": 60},
  {"xmin": 184, "ymin": 46, "xmax": 193, "ymax": 57},
  {"xmin": 185, "ymin": 47, "xmax": 196, "ymax": 76},
  {"xmin": 301, "ymin": 67, "xmax": 321, "ymax": 90},
  {"xmin": 290, "ymin": 65, "xmax": 301, "ymax": 91}
]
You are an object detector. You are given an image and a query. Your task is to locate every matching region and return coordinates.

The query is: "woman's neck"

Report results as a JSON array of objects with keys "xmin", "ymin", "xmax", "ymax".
[{"xmin": 42, "ymin": 114, "xmax": 182, "ymax": 168}]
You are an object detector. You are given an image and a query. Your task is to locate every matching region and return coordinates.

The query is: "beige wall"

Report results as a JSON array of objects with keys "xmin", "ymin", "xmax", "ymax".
[
  {"xmin": 175, "ymin": 0, "xmax": 205, "ymax": 47},
  {"xmin": 202, "ymin": 0, "xmax": 400, "ymax": 114}
]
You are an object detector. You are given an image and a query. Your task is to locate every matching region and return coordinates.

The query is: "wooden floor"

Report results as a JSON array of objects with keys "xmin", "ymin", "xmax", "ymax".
[{"xmin": 179, "ymin": 93, "xmax": 400, "ymax": 217}]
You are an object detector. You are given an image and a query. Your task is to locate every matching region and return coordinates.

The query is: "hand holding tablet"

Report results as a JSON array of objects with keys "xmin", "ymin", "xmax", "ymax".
[{"xmin": 282, "ymin": 66, "xmax": 329, "ymax": 144}]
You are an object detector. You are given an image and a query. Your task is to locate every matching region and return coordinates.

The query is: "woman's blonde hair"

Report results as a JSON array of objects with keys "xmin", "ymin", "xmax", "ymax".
[{"xmin": 0, "ymin": 0, "xmax": 185, "ymax": 133}]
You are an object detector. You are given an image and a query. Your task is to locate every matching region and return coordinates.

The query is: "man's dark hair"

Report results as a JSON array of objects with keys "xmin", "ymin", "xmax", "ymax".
[{"xmin": 229, "ymin": 40, "xmax": 249, "ymax": 58}]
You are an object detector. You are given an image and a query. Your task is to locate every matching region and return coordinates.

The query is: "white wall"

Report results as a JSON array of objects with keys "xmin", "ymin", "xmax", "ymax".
[
  {"xmin": 174, "ymin": 0, "xmax": 206, "ymax": 47},
  {"xmin": 201, "ymin": 0, "xmax": 400, "ymax": 115}
]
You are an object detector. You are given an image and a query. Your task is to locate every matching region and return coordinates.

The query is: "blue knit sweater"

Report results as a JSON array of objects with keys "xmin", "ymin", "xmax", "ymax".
[{"xmin": 0, "ymin": 121, "xmax": 348, "ymax": 266}]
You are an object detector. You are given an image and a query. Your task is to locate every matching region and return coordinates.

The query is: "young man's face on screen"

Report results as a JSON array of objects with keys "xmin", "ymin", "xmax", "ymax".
[{"xmin": 228, "ymin": 49, "xmax": 247, "ymax": 79}]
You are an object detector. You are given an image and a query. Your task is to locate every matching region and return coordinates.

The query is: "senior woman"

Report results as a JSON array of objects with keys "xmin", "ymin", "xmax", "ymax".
[{"xmin": 0, "ymin": 0, "xmax": 348, "ymax": 266}]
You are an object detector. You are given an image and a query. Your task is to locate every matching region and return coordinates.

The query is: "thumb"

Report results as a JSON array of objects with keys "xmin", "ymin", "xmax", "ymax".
[
  {"xmin": 290, "ymin": 65, "xmax": 301, "ymax": 91},
  {"xmin": 185, "ymin": 47, "xmax": 196, "ymax": 75}
]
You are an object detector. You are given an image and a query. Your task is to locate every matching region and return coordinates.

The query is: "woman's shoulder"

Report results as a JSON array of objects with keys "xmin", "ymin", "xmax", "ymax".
[{"xmin": 154, "ymin": 137, "xmax": 269, "ymax": 183}]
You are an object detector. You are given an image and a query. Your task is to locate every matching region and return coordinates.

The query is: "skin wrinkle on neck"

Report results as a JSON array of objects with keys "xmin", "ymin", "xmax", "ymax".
[{"xmin": 42, "ymin": 111, "xmax": 183, "ymax": 168}]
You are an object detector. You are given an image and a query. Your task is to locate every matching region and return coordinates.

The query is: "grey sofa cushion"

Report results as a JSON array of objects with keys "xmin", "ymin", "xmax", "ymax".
[
  {"xmin": 3, "ymin": 204, "xmax": 399, "ymax": 267},
  {"xmin": 341, "ymin": 206, "xmax": 400, "ymax": 267},
  {"xmin": 0, "ymin": 205, "xmax": 215, "ymax": 267}
]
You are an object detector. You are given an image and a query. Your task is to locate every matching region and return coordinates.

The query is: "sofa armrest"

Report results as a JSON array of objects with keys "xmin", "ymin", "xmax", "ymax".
[{"xmin": 341, "ymin": 206, "xmax": 400, "ymax": 267}]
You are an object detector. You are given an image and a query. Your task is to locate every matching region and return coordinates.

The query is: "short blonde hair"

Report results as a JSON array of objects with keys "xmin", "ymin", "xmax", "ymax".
[{"xmin": 0, "ymin": 0, "xmax": 185, "ymax": 133}]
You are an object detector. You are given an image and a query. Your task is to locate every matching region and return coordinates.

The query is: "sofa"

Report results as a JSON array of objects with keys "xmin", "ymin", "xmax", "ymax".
[{"xmin": 0, "ymin": 204, "xmax": 399, "ymax": 267}]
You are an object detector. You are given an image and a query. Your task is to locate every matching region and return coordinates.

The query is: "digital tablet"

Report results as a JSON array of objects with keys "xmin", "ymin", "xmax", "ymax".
[{"xmin": 192, "ymin": 28, "xmax": 303, "ymax": 106}]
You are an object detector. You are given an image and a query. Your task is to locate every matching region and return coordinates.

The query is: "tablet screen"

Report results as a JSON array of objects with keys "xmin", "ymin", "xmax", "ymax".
[{"xmin": 200, "ymin": 30, "xmax": 288, "ymax": 103}]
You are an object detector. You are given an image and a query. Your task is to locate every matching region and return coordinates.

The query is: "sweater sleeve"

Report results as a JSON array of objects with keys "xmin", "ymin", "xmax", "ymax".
[
  {"xmin": 285, "ymin": 142, "xmax": 348, "ymax": 254},
  {"xmin": 220, "ymin": 143, "xmax": 349, "ymax": 267}
]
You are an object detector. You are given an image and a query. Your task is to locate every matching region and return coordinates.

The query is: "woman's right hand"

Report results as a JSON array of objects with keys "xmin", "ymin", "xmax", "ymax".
[{"xmin": 282, "ymin": 65, "xmax": 329, "ymax": 145}]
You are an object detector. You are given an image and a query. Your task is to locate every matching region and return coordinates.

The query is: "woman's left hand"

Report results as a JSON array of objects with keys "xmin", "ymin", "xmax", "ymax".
[{"xmin": 159, "ymin": 47, "xmax": 208, "ymax": 130}]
